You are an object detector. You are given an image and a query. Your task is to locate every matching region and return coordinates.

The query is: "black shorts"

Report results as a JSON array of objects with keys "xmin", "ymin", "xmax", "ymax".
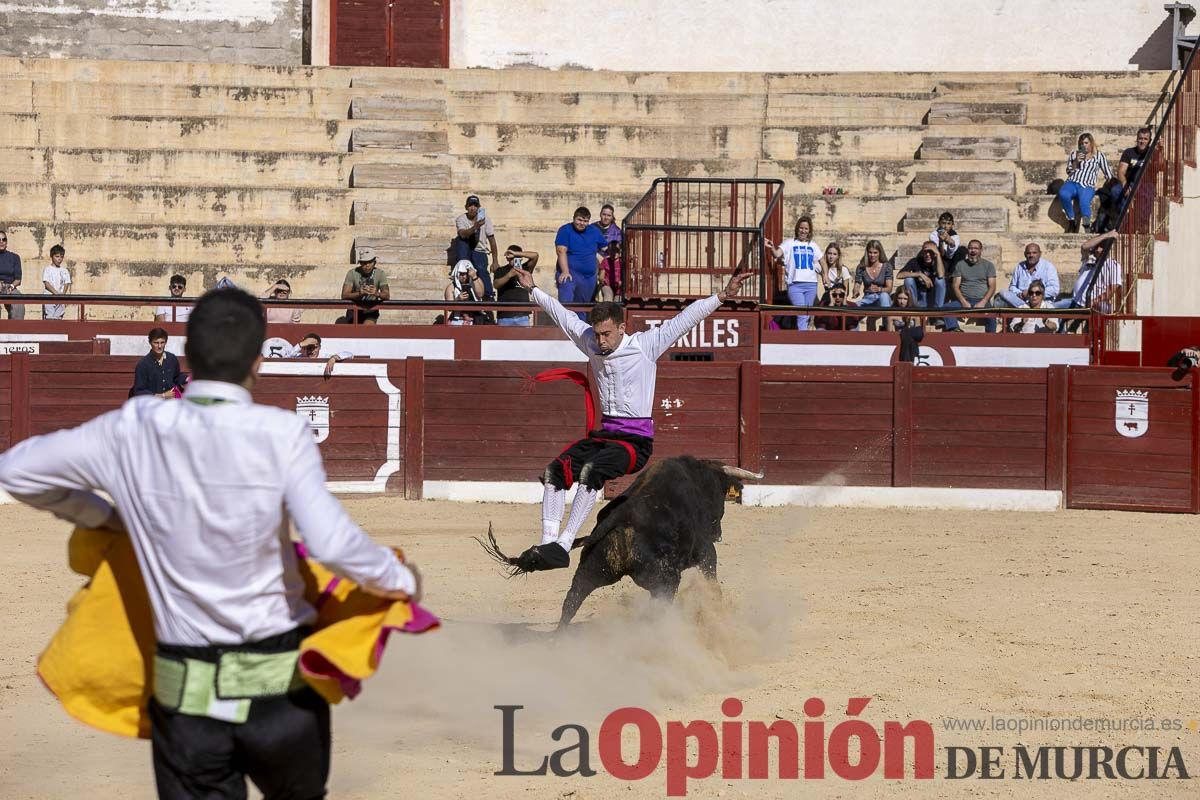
[
  {"xmin": 352, "ymin": 308, "xmax": 381, "ymax": 323},
  {"xmin": 544, "ymin": 430, "xmax": 654, "ymax": 491}
]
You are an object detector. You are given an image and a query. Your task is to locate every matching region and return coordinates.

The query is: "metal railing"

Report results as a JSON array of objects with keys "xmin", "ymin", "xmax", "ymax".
[{"xmin": 621, "ymin": 177, "xmax": 784, "ymax": 303}]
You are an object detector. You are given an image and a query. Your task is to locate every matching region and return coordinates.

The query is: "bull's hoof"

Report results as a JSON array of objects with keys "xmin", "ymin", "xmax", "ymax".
[{"xmin": 514, "ymin": 542, "xmax": 571, "ymax": 572}]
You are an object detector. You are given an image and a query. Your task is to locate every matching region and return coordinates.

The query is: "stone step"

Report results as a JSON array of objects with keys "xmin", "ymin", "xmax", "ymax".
[
  {"xmin": 349, "ymin": 127, "xmax": 448, "ymax": 153},
  {"xmin": 353, "ymin": 70, "xmax": 763, "ymax": 95},
  {"xmin": 449, "ymin": 91, "xmax": 768, "ymax": 126},
  {"xmin": 928, "ymin": 102, "xmax": 1027, "ymax": 125},
  {"xmin": 349, "ymin": 96, "xmax": 449, "ymax": 121},
  {"xmin": 350, "ymin": 236, "xmax": 453, "ymax": 266},
  {"xmin": 764, "ymin": 71, "xmax": 1167, "ymax": 95},
  {"xmin": 909, "ymin": 171, "xmax": 1017, "ymax": 195},
  {"xmin": 894, "ymin": 243, "xmax": 1003, "ymax": 265},
  {"xmin": 447, "ymin": 121, "xmax": 764, "ymax": 160},
  {"xmin": 12, "ymin": 80, "xmax": 356, "ymax": 118},
  {"xmin": 350, "ymin": 162, "xmax": 453, "ymax": 189},
  {"xmin": 902, "ymin": 207, "xmax": 1009, "ymax": 233},
  {"xmin": 0, "ymin": 56, "xmax": 355, "ymax": 89},
  {"xmin": 932, "ymin": 80, "xmax": 1033, "ymax": 95},
  {"xmin": 919, "ymin": 136, "xmax": 1021, "ymax": 160}
]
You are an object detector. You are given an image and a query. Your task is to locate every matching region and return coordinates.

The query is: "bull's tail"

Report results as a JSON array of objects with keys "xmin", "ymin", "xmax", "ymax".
[{"xmin": 474, "ymin": 524, "xmax": 527, "ymax": 578}]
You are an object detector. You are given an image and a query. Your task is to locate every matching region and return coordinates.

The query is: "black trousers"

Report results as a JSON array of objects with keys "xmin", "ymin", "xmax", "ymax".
[
  {"xmin": 545, "ymin": 430, "xmax": 654, "ymax": 490},
  {"xmin": 151, "ymin": 628, "xmax": 330, "ymax": 800}
]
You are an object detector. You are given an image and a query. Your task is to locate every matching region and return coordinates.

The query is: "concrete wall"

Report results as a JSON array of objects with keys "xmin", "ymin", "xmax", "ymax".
[
  {"xmin": 0, "ymin": 0, "xmax": 302, "ymax": 65},
  {"xmin": 1150, "ymin": 161, "xmax": 1200, "ymax": 315},
  {"xmin": 449, "ymin": 0, "xmax": 1175, "ymax": 72}
]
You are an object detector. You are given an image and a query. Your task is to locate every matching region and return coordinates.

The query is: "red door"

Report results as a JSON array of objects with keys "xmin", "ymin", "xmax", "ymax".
[{"xmin": 331, "ymin": 0, "xmax": 449, "ymax": 67}]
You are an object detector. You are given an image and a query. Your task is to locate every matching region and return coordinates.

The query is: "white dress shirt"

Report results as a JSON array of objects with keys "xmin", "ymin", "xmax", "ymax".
[
  {"xmin": 0, "ymin": 380, "xmax": 415, "ymax": 646},
  {"xmin": 532, "ymin": 287, "xmax": 722, "ymax": 422}
]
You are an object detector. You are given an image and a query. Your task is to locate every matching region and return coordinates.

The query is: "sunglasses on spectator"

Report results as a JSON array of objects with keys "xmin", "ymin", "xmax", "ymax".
[
  {"xmin": 170, "ymin": 284, "xmax": 185, "ymax": 290},
  {"xmin": 1028, "ymin": 290, "xmax": 1044, "ymax": 296},
  {"xmin": 831, "ymin": 292, "xmax": 847, "ymax": 299}
]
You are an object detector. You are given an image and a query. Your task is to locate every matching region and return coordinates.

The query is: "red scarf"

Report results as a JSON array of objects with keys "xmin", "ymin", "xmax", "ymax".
[{"xmin": 532, "ymin": 368, "xmax": 594, "ymax": 435}]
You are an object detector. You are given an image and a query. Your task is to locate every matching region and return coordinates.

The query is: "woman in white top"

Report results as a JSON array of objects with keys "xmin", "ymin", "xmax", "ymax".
[
  {"xmin": 1058, "ymin": 132, "xmax": 1113, "ymax": 233},
  {"xmin": 820, "ymin": 242, "xmax": 854, "ymax": 301},
  {"xmin": 769, "ymin": 215, "xmax": 822, "ymax": 330}
]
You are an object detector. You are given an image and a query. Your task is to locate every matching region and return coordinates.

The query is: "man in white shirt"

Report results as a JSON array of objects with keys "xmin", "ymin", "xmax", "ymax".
[
  {"xmin": 0, "ymin": 287, "xmax": 421, "ymax": 797},
  {"xmin": 41, "ymin": 243, "xmax": 71, "ymax": 320},
  {"xmin": 154, "ymin": 274, "xmax": 193, "ymax": 323},
  {"xmin": 502, "ymin": 264, "xmax": 750, "ymax": 570}
]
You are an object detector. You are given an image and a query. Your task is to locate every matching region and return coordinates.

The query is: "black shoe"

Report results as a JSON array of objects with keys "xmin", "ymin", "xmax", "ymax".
[
  {"xmin": 513, "ymin": 542, "xmax": 571, "ymax": 572},
  {"xmin": 1067, "ymin": 218, "xmax": 1080, "ymax": 234}
]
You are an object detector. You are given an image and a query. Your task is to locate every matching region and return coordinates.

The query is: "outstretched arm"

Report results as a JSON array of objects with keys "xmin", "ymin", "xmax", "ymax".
[
  {"xmin": 512, "ymin": 265, "xmax": 591, "ymax": 350},
  {"xmin": 644, "ymin": 270, "xmax": 752, "ymax": 360}
]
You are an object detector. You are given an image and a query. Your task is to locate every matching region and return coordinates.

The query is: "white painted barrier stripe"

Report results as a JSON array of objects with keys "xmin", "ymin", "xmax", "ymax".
[{"xmin": 742, "ymin": 485, "xmax": 1062, "ymax": 512}]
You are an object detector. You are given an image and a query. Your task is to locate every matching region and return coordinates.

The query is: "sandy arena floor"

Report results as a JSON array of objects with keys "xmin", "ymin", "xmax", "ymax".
[{"xmin": 0, "ymin": 498, "xmax": 1198, "ymax": 799}]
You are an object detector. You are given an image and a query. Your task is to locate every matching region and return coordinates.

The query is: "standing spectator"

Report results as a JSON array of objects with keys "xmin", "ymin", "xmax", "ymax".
[
  {"xmin": 452, "ymin": 195, "xmax": 497, "ymax": 299},
  {"xmin": 341, "ymin": 247, "xmax": 390, "ymax": 325},
  {"xmin": 888, "ymin": 286, "xmax": 926, "ymax": 361},
  {"xmin": 768, "ymin": 215, "xmax": 823, "ymax": 330},
  {"xmin": 1109, "ymin": 126, "xmax": 1153, "ymax": 218},
  {"xmin": 1058, "ymin": 132, "xmax": 1113, "ymax": 233},
  {"xmin": 1012, "ymin": 280, "xmax": 1058, "ymax": 333},
  {"xmin": 820, "ymin": 242, "xmax": 853, "ymax": 301},
  {"xmin": 886, "ymin": 285, "xmax": 919, "ymax": 332},
  {"xmin": 853, "ymin": 239, "xmax": 893, "ymax": 330},
  {"xmin": 928, "ymin": 211, "xmax": 964, "ymax": 266},
  {"xmin": 130, "ymin": 327, "xmax": 185, "ymax": 398},
  {"xmin": 0, "ymin": 230, "xmax": 24, "ymax": 320},
  {"xmin": 263, "ymin": 279, "xmax": 302, "ymax": 324},
  {"xmin": 596, "ymin": 241, "xmax": 622, "ymax": 302},
  {"xmin": 154, "ymin": 274, "xmax": 192, "ymax": 323},
  {"xmin": 995, "ymin": 243, "xmax": 1060, "ymax": 321},
  {"xmin": 593, "ymin": 203, "xmax": 622, "ymax": 246},
  {"xmin": 493, "ymin": 245, "xmax": 539, "ymax": 327},
  {"xmin": 895, "ymin": 241, "xmax": 946, "ymax": 320},
  {"xmin": 1054, "ymin": 230, "xmax": 1123, "ymax": 328},
  {"xmin": 812, "ymin": 282, "xmax": 862, "ymax": 331},
  {"xmin": 554, "ymin": 206, "xmax": 608, "ymax": 307},
  {"xmin": 942, "ymin": 239, "xmax": 998, "ymax": 333},
  {"xmin": 41, "ymin": 243, "xmax": 71, "ymax": 321}
]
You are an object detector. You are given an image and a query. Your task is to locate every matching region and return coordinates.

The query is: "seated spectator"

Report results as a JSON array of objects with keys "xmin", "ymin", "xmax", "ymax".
[
  {"xmin": 263, "ymin": 279, "xmax": 302, "ymax": 324},
  {"xmin": 555, "ymin": 206, "xmax": 608, "ymax": 307},
  {"xmin": 1058, "ymin": 132, "xmax": 1113, "ymax": 233},
  {"xmin": 929, "ymin": 211, "xmax": 964, "ymax": 266},
  {"xmin": 994, "ymin": 243, "xmax": 1059, "ymax": 329},
  {"xmin": 0, "ymin": 230, "xmax": 24, "ymax": 320},
  {"xmin": 596, "ymin": 241, "xmax": 623, "ymax": 302},
  {"xmin": 941, "ymin": 239, "xmax": 997, "ymax": 333},
  {"xmin": 283, "ymin": 332, "xmax": 353, "ymax": 379},
  {"xmin": 130, "ymin": 327, "xmax": 186, "ymax": 398},
  {"xmin": 1011, "ymin": 280, "xmax": 1058, "ymax": 333},
  {"xmin": 452, "ymin": 194, "xmax": 496, "ymax": 299},
  {"xmin": 768, "ymin": 215, "xmax": 823, "ymax": 331},
  {"xmin": 895, "ymin": 241, "xmax": 946, "ymax": 320},
  {"xmin": 445, "ymin": 259, "xmax": 492, "ymax": 325},
  {"xmin": 594, "ymin": 203, "xmax": 622, "ymax": 246},
  {"xmin": 853, "ymin": 239, "xmax": 893, "ymax": 330},
  {"xmin": 341, "ymin": 248, "xmax": 389, "ymax": 325},
  {"xmin": 494, "ymin": 245, "xmax": 539, "ymax": 326},
  {"xmin": 820, "ymin": 242, "xmax": 853, "ymax": 302},
  {"xmin": 1101, "ymin": 126, "xmax": 1152, "ymax": 230},
  {"xmin": 154, "ymin": 274, "xmax": 192, "ymax": 323},
  {"xmin": 812, "ymin": 282, "xmax": 862, "ymax": 331},
  {"xmin": 41, "ymin": 243, "xmax": 71, "ymax": 321},
  {"xmin": 889, "ymin": 285, "xmax": 926, "ymax": 362},
  {"xmin": 1054, "ymin": 230, "xmax": 1123, "ymax": 330},
  {"xmin": 886, "ymin": 285, "xmax": 920, "ymax": 332}
]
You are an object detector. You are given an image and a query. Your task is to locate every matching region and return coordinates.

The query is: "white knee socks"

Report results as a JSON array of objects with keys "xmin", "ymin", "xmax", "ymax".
[
  {"xmin": 557, "ymin": 486, "xmax": 600, "ymax": 551},
  {"xmin": 541, "ymin": 484, "xmax": 567, "ymax": 544}
]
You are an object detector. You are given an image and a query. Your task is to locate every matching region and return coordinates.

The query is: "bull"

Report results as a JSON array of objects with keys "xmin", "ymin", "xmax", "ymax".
[{"xmin": 479, "ymin": 456, "xmax": 762, "ymax": 627}]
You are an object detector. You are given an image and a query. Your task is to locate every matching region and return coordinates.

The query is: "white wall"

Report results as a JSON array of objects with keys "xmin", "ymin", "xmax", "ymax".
[
  {"xmin": 1150, "ymin": 161, "xmax": 1200, "ymax": 315},
  {"xmin": 450, "ymin": 0, "xmax": 1173, "ymax": 71}
]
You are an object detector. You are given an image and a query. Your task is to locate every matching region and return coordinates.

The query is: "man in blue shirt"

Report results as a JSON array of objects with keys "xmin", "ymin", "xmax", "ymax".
[
  {"xmin": 554, "ymin": 206, "xmax": 609, "ymax": 305},
  {"xmin": 130, "ymin": 327, "xmax": 186, "ymax": 398},
  {"xmin": 0, "ymin": 230, "xmax": 24, "ymax": 320}
]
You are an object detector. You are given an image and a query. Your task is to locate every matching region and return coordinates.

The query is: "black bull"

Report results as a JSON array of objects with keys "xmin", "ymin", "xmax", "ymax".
[{"xmin": 479, "ymin": 456, "xmax": 763, "ymax": 627}]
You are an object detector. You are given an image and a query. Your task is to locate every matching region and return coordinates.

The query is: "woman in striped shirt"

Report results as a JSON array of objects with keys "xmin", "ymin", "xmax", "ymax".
[{"xmin": 1057, "ymin": 132, "xmax": 1113, "ymax": 233}]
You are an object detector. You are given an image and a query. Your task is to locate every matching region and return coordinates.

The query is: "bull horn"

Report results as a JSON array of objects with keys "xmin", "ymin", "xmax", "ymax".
[{"xmin": 720, "ymin": 465, "xmax": 764, "ymax": 481}]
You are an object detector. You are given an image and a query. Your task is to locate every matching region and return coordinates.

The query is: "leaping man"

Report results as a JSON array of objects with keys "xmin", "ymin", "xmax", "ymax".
[{"xmin": 503, "ymin": 263, "xmax": 751, "ymax": 570}]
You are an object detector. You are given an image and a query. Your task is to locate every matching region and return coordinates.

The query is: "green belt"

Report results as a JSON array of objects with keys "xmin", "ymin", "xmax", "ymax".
[{"xmin": 153, "ymin": 649, "xmax": 305, "ymax": 724}]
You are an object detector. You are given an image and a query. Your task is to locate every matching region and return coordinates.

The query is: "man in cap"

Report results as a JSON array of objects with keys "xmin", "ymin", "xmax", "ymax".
[
  {"xmin": 453, "ymin": 195, "xmax": 497, "ymax": 299},
  {"xmin": 340, "ymin": 247, "xmax": 390, "ymax": 325}
]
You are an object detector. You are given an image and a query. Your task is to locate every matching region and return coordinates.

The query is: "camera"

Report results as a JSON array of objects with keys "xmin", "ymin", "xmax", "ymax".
[{"xmin": 1167, "ymin": 349, "xmax": 1196, "ymax": 382}]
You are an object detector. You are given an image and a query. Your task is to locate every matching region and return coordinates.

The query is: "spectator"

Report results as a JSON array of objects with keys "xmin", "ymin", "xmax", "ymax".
[
  {"xmin": 554, "ymin": 205, "xmax": 608, "ymax": 306},
  {"xmin": 154, "ymin": 274, "xmax": 192, "ymax": 323},
  {"xmin": 813, "ymin": 282, "xmax": 862, "ymax": 331},
  {"xmin": 1054, "ymin": 230, "xmax": 1123, "ymax": 329},
  {"xmin": 942, "ymin": 239, "xmax": 998, "ymax": 333},
  {"xmin": 452, "ymin": 194, "xmax": 497, "ymax": 299},
  {"xmin": 445, "ymin": 259, "xmax": 484, "ymax": 318},
  {"xmin": 41, "ymin": 243, "xmax": 71, "ymax": 321},
  {"xmin": 887, "ymin": 285, "xmax": 919, "ymax": 332},
  {"xmin": 768, "ymin": 215, "xmax": 822, "ymax": 330},
  {"xmin": 1012, "ymin": 280, "xmax": 1058, "ymax": 333},
  {"xmin": 995, "ymin": 243, "xmax": 1059, "ymax": 327},
  {"xmin": 895, "ymin": 241, "xmax": 946, "ymax": 321},
  {"xmin": 130, "ymin": 327, "xmax": 186, "ymax": 398},
  {"xmin": 1109, "ymin": 126, "xmax": 1153, "ymax": 220},
  {"xmin": 0, "ymin": 230, "xmax": 24, "ymax": 320},
  {"xmin": 594, "ymin": 203, "xmax": 622, "ymax": 245},
  {"xmin": 1058, "ymin": 132, "xmax": 1113, "ymax": 233},
  {"xmin": 263, "ymin": 279, "xmax": 302, "ymax": 324},
  {"xmin": 820, "ymin": 242, "xmax": 853, "ymax": 301},
  {"xmin": 493, "ymin": 245, "xmax": 539, "ymax": 326},
  {"xmin": 888, "ymin": 286, "xmax": 926, "ymax": 361},
  {"xmin": 341, "ymin": 247, "xmax": 389, "ymax": 325},
  {"xmin": 853, "ymin": 239, "xmax": 893, "ymax": 329},
  {"xmin": 596, "ymin": 241, "xmax": 622, "ymax": 302},
  {"xmin": 929, "ymin": 211, "xmax": 964, "ymax": 266},
  {"xmin": 282, "ymin": 332, "xmax": 353, "ymax": 379}
]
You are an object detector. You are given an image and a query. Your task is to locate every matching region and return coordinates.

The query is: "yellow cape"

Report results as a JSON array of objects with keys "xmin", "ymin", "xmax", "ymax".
[{"xmin": 37, "ymin": 528, "xmax": 438, "ymax": 739}]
